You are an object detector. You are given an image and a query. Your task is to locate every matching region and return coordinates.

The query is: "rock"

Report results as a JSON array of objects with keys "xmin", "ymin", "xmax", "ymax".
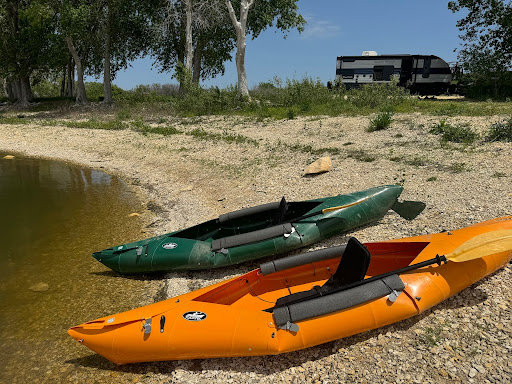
[
  {"xmin": 127, "ymin": 212, "xmax": 140, "ymax": 217},
  {"xmin": 29, "ymin": 282, "xmax": 49, "ymax": 292},
  {"xmin": 303, "ymin": 156, "xmax": 333, "ymax": 176},
  {"xmin": 469, "ymin": 368, "xmax": 477, "ymax": 378},
  {"xmin": 3, "ymin": 155, "xmax": 15, "ymax": 159}
]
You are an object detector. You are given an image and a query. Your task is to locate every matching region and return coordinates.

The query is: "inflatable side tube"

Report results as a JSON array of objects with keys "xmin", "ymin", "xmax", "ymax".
[
  {"xmin": 273, "ymin": 274, "xmax": 404, "ymax": 327},
  {"xmin": 211, "ymin": 223, "xmax": 293, "ymax": 252},
  {"xmin": 218, "ymin": 201, "xmax": 281, "ymax": 223},
  {"xmin": 260, "ymin": 245, "xmax": 347, "ymax": 276}
]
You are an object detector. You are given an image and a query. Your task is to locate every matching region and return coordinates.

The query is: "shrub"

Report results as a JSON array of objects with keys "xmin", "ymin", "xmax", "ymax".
[
  {"xmin": 429, "ymin": 120, "xmax": 479, "ymax": 144},
  {"xmin": 348, "ymin": 76, "xmax": 409, "ymax": 109},
  {"xmin": 486, "ymin": 119, "xmax": 512, "ymax": 142},
  {"xmin": 367, "ymin": 111, "xmax": 393, "ymax": 132}
]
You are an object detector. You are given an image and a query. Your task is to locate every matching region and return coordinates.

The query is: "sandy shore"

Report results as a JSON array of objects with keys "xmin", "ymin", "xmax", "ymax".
[{"xmin": 1, "ymin": 113, "xmax": 511, "ymax": 383}]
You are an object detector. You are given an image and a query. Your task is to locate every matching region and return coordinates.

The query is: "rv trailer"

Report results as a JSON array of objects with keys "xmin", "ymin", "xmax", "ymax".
[{"xmin": 335, "ymin": 52, "xmax": 453, "ymax": 95}]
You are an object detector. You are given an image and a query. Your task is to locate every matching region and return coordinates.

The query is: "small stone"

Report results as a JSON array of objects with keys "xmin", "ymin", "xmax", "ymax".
[
  {"xmin": 3, "ymin": 155, "xmax": 15, "ymax": 159},
  {"xmin": 469, "ymin": 368, "xmax": 477, "ymax": 378},
  {"xmin": 439, "ymin": 368, "xmax": 448, "ymax": 377},
  {"xmin": 127, "ymin": 212, "xmax": 140, "ymax": 217},
  {"xmin": 29, "ymin": 282, "xmax": 49, "ymax": 292},
  {"xmin": 303, "ymin": 156, "xmax": 333, "ymax": 176}
]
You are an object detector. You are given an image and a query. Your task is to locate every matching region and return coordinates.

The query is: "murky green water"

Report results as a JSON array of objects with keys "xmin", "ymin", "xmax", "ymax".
[{"xmin": 0, "ymin": 153, "xmax": 149, "ymax": 383}]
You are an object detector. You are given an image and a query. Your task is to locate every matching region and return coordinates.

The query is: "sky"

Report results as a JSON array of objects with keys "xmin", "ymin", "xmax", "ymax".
[{"xmin": 96, "ymin": 0, "xmax": 465, "ymax": 90}]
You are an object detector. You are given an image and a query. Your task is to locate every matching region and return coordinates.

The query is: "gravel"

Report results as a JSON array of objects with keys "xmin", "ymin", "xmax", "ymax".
[{"xmin": 1, "ymin": 112, "xmax": 511, "ymax": 383}]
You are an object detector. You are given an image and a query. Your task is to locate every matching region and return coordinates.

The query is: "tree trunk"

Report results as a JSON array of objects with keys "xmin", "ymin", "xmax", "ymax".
[
  {"xmin": 16, "ymin": 75, "xmax": 32, "ymax": 107},
  {"xmin": 60, "ymin": 65, "xmax": 66, "ymax": 97},
  {"xmin": 6, "ymin": 80, "xmax": 15, "ymax": 100},
  {"xmin": 184, "ymin": 0, "xmax": 194, "ymax": 72},
  {"xmin": 192, "ymin": 39, "xmax": 205, "ymax": 84},
  {"xmin": 12, "ymin": 78, "xmax": 21, "ymax": 101},
  {"xmin": 66, "ymin": 56, "xmax": 74, "ymax": 97},
  {"xmin": 65, "ymin": 36, "xmax": 89, "ymax": 105},
  {"xmin": 225, "ymin": 0, "xmax": 253, "ymax": 99},
  {"xmin": 103, "ymin": 2, "xmax": 113, "ymax": 104}
]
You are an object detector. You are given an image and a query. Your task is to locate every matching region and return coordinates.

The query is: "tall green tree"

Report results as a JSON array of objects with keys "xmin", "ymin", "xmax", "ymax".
[
  {"xmin": 0, "ymin": 0, "xmax": 61, "ymax": 105},
  {"xmin": 58, "ymin": 0, "xmax": 104, "ymax": 104},
  {"xmin": 95, "ymin": 0, "xmax": 158, "ymax": 104},
  {"xmin": 153, "ymin": 0, "xmax": 234, "ymax": 90},
  {"xmin": 449, "ymin": 0, "xmax": 512, "ymax": 97},
  {"xmin": 225, "ymin": 0, "xmax": 306, "ymax": 98}
]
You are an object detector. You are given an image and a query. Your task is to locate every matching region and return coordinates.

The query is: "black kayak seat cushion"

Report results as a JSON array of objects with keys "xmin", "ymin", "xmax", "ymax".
[
  {"xmin": 211, "ymin": 223, "xmax": 293, "ymax": 252},
  {"xmin": 218, "ymin": 201, "xmax": 281, "ymax": 223},
  {"xmin": 322, "ymin": 237, "xmax": 371, "ymax": 290},
  {"xmin": 273, "ymin": 274, "xmax": 405, "ymax": 327},
  {"xmin": 260, "ymin": 245, "xmax": 347, "ymax": 276}
]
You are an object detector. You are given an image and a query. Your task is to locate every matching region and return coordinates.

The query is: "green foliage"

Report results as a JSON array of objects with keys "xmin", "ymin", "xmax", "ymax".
[
  {"xmin": 32, "ymin": 80, "xmax": 61, "ymax": 98},
  {"xmin": 430, "ymin": 120, "xmax": 479, "ymax": 144},
  {"xmin": 367, "ymin": 111, "xmax": 393, "ymax": 132},
  {"xmin": 63, "ymin": 119, "xmax": 127, "ymax": 130},
  {"xmin": 486, "ymin": 119, "xmax": 512, "ymax": 142},
  {"xmin": 348, "ymin": 77, "xmax": 409, "ymax": 109},
  {"xmin": 85, "ymin": 82, "xmax": 127, "ymax": 101},
  {"xmin": 449, "ymin": 1, "xmax": 512, "ymax": 100}
]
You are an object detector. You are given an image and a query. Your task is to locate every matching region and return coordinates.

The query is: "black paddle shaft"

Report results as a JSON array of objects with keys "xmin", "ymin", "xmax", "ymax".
[{"xmin": 267, "ymin": 254, "xmax": 448, "ymax": 311}]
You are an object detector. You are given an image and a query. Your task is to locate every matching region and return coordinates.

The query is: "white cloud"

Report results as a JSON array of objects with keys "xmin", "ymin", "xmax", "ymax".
[{"xmin": 300, "ymin": 15, "xmax": 342, "ymax": 39}]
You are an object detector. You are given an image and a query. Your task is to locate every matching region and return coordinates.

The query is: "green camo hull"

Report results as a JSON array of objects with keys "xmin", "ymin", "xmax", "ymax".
[{"xmin": 93, "ymin": 185, "xmax": 408, "ymax": 274}]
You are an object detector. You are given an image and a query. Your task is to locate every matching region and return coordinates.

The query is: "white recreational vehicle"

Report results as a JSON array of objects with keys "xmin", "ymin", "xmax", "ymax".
[{"xmin": 335, "ymin": 51, "xmax": 454, "ymax": 95}]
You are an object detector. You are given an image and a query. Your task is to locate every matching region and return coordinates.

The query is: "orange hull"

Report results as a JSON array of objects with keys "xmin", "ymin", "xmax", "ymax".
[{"xmin": 69, "ymin": 217, "xmax": 512, "ymax": 364}]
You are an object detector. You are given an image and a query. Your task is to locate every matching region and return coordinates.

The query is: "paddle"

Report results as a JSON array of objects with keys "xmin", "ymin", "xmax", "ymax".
[
  {"xmin": 292, "ymin": 197, "xmax": 425, "ymax": 222},
  {"xmin": 266, "ymin": 229, "xmax": 512, "ymax": 311}
]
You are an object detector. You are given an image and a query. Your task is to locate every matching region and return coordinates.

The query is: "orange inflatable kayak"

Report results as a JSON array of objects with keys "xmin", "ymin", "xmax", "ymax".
[{"xmin": 68, "ymin": 216, "xmax": 512, "ymax": 364}]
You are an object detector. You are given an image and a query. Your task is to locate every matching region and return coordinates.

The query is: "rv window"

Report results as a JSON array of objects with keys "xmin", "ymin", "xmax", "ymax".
[
  {"xmin": 423, "ymin": 58, "xmax": 431, "ymax": 78},
  {"xmin": 373, "ymin": 66, "xmax": 394, "ymax": 81}
]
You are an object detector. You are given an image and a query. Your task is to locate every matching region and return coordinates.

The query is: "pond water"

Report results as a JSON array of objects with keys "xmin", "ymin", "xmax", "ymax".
[{"xmin": 0, "ymin": 153, "xmax": 150, "ymax": 382}]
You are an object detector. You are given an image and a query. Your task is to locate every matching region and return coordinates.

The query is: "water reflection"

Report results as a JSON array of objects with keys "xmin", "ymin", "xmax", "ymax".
[{"xmin": 0, "ymin": 153, "xmax": 146, "ymax": 383}]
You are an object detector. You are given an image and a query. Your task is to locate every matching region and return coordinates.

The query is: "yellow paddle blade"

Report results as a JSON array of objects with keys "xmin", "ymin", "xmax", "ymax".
[
  {"xmin": 446, "ymin": 229, "xmax": 512, "ymax": 262},
  {"xmin": 321, "ymin": 196, "xmax": 371, "ymax": 213}
]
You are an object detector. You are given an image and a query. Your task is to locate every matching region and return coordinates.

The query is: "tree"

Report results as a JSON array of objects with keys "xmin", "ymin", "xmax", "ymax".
[
  {"xmin": 153, "ymin": 0, "xmax": 233, "ymax": 90},
  {"xmin": 449, "ymin": 0, "xmax": 512, "ymax": 97},
  {"xmin": 225, "ymin": 0, "xmax": 305, "ymax": 98},
  {"xmin": 91, "ymin": 0, "xmax": 158, "ymax": 104},
  {"xmin": 58, "ymin": 0, "xmax": 102, "ymax": 105},
  {"xmin": 0, "ymin": 0, "xmax": 62, "ymax": 106}
]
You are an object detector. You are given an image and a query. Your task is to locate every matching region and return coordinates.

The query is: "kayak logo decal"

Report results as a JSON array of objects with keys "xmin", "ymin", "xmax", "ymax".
[
  {"xmin": 162, "ymin": 243, "xmax": 178, "ymax": 250},
  {"xmin": 183, "ymin": 311, "xmax": 207, "ymax": 321}
]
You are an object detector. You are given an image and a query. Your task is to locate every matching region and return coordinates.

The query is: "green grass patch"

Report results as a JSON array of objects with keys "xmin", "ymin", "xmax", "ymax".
[
  {"xmin": 188, "ymin": 128, "xmax": 259, "ymax": 146},
  {"xmin": 416, "ymin": 326, "xmax": 444, "ymax": 347},
  {"xmin": 426, "ymin": 176, "xmax": 437, "ymax": 182},
  {"xmin": 430, "ymin": 120, "xmax": 479, "ymax": 144},
  {"xmin": 492, "ymin": 171, "xmax": 506, "ymax": 178},
  {"xmin": 347, "ymin": 149, "xmax": 376, "ymax": 162},
  {"xmin": 448, "ymin": 162, "xmax": 467, "ymax": 173},
  {"xmin": 368, "ymin": 111, "xmax": 393, "ymax": 132},
  {"xmin": 486, "ymin": 118, "xmax": 512, "ymax": 142},
  {"xmin": 63, "ymin": 119, "xmax": 128, "ymax": 130}
]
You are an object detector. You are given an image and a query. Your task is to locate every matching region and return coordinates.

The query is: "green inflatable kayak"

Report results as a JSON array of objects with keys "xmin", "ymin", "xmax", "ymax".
[{"xmin": 93, "ymin": 185, "xmax": 424, "ymax": 274}]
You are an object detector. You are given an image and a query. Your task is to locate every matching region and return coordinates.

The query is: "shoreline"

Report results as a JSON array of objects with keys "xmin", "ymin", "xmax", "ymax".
[{"xmin": 1, "ymin": 114, "xmax": 511, "ymax": 383}]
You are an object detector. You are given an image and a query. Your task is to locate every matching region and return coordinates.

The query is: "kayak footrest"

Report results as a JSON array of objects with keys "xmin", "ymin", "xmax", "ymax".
[
  {"xmin": 273, "ymin": 274, "xmax": 404, "ymax": 328},
  {"xmin": 212, "ymin": 223, "xmax": 294, "ymax": 252}
]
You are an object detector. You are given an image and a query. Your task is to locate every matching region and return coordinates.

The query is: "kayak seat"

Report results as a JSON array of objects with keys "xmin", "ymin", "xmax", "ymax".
[
  {"xmin": 272, "ymin": 237, "xmax": 370, "ymax": 308},
  {"xmin": 218, "ymin": 201, "xmax": 282, "ymax": 223},
  {"xmin": 211, "ymin": 223, "xmax": 294, "ymax": 252},
  {"xmin": 322, "ymin": 237, "xmax": 371, "ymax": 290}
]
